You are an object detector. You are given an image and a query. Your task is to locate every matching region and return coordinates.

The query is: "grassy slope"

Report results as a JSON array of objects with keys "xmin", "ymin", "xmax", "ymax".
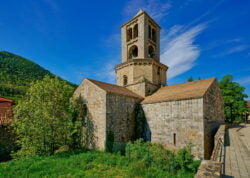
[
  {"xmin": 0, "ymin": 51, "xmax": 77, "ymax": 101},
  {"xmin": 0, "ymin": 150, "xmax": 195, "ymax": 178}
]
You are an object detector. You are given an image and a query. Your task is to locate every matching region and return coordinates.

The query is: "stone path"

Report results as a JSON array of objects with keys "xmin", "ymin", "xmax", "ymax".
[{"xmin": 224, "ymin": 123, "xmax": 250, "ymax": 178}]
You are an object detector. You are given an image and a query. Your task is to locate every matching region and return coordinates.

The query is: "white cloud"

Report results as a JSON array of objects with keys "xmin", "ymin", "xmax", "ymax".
[
  {"xmin": 123, "ymin": 0, "xmax": 171, "ymax": 21},
  {"xmin": 223, "ymin": 45, "xmax": 249, "ymax": 55},
  {"xmin": 96, "ymin": 61, "xmax": 117, "ymax": 84},
  {"xmin": 160, "ymin": 24, "xmax": 207, "ymax": 79}
]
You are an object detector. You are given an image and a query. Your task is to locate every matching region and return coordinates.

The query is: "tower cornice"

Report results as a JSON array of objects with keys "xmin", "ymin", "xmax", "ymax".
[{"xmin": 115, "ymin": 58, "xmax": 168, "ymax": 72}]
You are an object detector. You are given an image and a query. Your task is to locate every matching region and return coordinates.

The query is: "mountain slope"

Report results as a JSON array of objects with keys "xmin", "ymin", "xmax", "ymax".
[{"xmin": 0, "ymin": 51, "xmax": 76, "ymax": 101}]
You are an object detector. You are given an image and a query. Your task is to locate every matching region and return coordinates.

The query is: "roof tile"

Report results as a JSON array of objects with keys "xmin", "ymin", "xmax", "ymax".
[
  {"xmin": 0, "ymin": 97, "xmax": 14, "ymax": 103},
  {"xmin": 142, "ymin": 78, "xmax": 216, "ymax": 104},
  {"xmin": 87, "ymin": 79, "xmax": 144, "ymax": 99}
]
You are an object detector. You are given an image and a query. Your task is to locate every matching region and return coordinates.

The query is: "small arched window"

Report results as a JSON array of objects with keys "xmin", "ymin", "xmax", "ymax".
[
  {"xmin": 129, "ymin": 45, "xmax": 138, "ymax": 59},
  {"xmin": 127, "ymin": 28, "xmax": 133, "ymax": 42},
  {"xmin": 148, "ymin": 45, "xmax": 155, "ymax": 58},
  {"xmin": 123, "ymin": 75, "xmax": 128, "ymax": 86},
  {"xmin": 133, "ymin": 24, "xmax": 138, "ymax": 38}
]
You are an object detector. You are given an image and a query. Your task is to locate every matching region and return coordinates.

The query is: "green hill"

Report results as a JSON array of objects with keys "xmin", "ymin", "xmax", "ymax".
[{"xmin": 0, "ymin": 51, "xmax": 76, "ymax": 101}]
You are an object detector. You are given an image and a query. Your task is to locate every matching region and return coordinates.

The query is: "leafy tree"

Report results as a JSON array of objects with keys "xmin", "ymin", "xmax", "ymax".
[
  {"xmin": 187, "ymin": 76, "xmax": 194, "ymax": 82},
  {"xmin": 70, "ymin": 97, "xmax": 95, "ymax": 149},
  {"xmin": 12, "ymin": 76, "xmax": 75, "ymax": 158},
  {"xmin": 219, "ymin": 75, "xmax": 248, "ymax": 123}
]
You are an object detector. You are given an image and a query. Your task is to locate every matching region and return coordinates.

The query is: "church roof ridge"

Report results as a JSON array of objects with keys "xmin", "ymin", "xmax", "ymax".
[
  {"xmin": 86, "ymin": 78, "xmax": 144, "ymax": 99},
  {"xmin": 142, "ymin": 77, "xmax": 217, "ymax": 104}
]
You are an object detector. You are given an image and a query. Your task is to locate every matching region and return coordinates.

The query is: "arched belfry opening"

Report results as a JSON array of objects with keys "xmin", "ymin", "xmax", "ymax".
[
  {"xmin": 127, "ymin": 28, "xmax": 132, "ymax": 42},
  {"xmin": 152, "ymin": 29, "xmax": 156, "ymax": 42},
  {"xmin": 128, "ymin": 45, "xmax": 138, "ymax": 59},
  {"xmin": 148, "ymin": 45, "xmax": 155, "ymax": 58},
  {"xmin": 133, "ymin": 24, "xmax": 138, "ymax": 38},
  {"xmin": 123, "ymin": 75, "xmax": 128, "ymax": 86},
  {"xmin": 157, "ymin": 67, "xmax": 161, "ymax": 75}
]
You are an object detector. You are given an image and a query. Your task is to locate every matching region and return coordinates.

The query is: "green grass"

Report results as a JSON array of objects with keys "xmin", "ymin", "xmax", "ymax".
[{"xmin": 0, "ymin": 149, "xmax": 196, "ymax": 178}]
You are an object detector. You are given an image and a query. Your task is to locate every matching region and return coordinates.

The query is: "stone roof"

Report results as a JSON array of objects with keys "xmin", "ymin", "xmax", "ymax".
[
  {"xmin": 87, "ymin": 79, "xmax": 144, "ymax": 99},
  {"xmin": 0, "ymin": 96, "xmax": 14, "ymax": 103},
  {"xmin": 142, "ymin": 78, "xmax": 216, "ymax": 104}
]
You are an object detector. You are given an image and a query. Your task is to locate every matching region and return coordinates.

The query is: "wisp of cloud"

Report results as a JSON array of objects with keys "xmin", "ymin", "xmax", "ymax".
[{"xmin": 161, "ymin": 24, "xmax": 207, "ymax": 80}]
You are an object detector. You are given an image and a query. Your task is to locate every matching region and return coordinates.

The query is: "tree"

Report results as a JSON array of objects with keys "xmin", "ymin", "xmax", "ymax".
[
  {"xmin": 187, "ymin": 76, "xmax": 193, "ymax": 82},
  {"xmin": 219, "ymin": 75, "xmax": 248, "ymax": 123},
  {"xmin": 12, "ymin": 76, "xmax": 75, "ymax": 157}
]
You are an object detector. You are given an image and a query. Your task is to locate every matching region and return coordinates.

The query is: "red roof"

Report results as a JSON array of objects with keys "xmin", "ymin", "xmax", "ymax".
[
  {"xmin": 0, "ymin": 97, "xmax": 14, "ymax": 103},
  {"xmin": 247, "ymin": 101, "xmax": 250, "ymax": 108}
]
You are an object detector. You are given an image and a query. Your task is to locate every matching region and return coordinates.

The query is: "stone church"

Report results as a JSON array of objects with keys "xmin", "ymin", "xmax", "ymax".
[{"xmin": 74, "ymin": 10, "xmax": 224, "ymax": 159}]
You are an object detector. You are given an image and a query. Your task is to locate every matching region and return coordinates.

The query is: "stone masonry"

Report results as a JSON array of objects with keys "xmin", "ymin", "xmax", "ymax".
[{"xmin": 74, "ymin": 10, "xmax": 224, "ymax": 159}]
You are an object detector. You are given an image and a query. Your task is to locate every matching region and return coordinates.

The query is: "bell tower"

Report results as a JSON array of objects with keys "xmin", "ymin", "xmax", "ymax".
[{"xmin": 115, "ymin": 10, "xmax": 168, "ymax": 97}]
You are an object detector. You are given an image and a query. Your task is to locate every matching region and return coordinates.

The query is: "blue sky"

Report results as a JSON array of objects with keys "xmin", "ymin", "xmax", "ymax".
[{"xmin": 0, "ymin": 0, "xmax": 250, "ymax": 98}]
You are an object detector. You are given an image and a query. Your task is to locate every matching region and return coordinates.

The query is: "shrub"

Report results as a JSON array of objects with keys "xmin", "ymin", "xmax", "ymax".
[{"xmin": 126, "ymin": 139, "xmax": 200, "ymax": 174}]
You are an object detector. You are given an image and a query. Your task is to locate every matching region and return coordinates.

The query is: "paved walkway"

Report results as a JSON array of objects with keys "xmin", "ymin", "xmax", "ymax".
[{"xmin": 224, "ymin": 123, "xmax": 250, "ymax": 178}]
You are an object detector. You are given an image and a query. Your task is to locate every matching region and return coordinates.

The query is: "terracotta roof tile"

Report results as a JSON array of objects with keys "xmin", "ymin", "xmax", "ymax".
[
  {"xmin": 0, "ymin": 97, "xmax": 14, "ymax": 103},
  {"xmin": 87, "ymin": 79, "xmax": 144, "ymax": 99},
  {"xmin": 142, "ymin": 78, "xmax": 216, "ymax": 104}
]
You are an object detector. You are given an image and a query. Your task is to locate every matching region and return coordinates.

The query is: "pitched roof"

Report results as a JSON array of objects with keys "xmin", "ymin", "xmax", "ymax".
[
  {"xmin": 142, "ymin": 78, "xmax": 216, "ymax": 104},
  {"xmin": 0, "ymin": 96, "xmax": 14, "ymax": 103},
  {"xmin": 87, "ymin": 79, "xmax": 144, "ymax": 99}
]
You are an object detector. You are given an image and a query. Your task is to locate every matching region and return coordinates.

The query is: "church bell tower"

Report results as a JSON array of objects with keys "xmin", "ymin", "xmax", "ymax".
[{"xmin": 115, "ymin": 10, "xmax": 168, "ymax": 97}]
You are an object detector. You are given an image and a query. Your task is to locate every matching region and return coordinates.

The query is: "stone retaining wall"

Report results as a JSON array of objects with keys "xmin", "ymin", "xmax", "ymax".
[{"xmin": 195, "ymin": 124, "xmax": 226, "ymax": 178}]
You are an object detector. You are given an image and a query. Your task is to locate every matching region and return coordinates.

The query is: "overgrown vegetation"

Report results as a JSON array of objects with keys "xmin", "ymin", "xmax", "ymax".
[
  {"xmin": 0, "ymin": 126, "xmax": 17, "ymax": 161},
  {"xmin": 219, "ymin": 75, "xmax": 248, "ymax": 123},
  {"xmin": 12, "ymin": 76, "xmax": 76, "ymax": 158},
  {"xmin": 0, "ymin": 51, "xmax": 76, "ymax": 101},
  {"xmin": 0, "ymin": 140, "xmax": 200, "ymax": 177}
]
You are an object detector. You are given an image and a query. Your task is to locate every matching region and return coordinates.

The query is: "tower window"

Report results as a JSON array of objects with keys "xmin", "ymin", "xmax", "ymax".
[
  {"xmin": 133, "ymin": 24, "xmax": 138, "ymax": 38},
  {"xmin": 173, "ymin": 133, "xmax": 176, "ymax": 146},
  {"xmin": 157, "ymin": 67, "xmax": 160, "ymax": 75},
  {"xmin": 127, "ymin": 28, "xmax": 133, "ymax": 42},
  {"xmin": 148, "ymin": 45, "xmax": 155, "ymax": 58},
  {"xmin": 148, "ymin": 25, "xmax": 152, "ymax": 39},
  {"xmin": 129, "ymin": 45, "xmax": 138, "ymax": 59},
  {"xmin": 152, "ymin": 29, "xmax": 156, "ymax": 42},
  {"xmin": 123, "ymin": 75, "xmax": 128, "ymax": 86}
]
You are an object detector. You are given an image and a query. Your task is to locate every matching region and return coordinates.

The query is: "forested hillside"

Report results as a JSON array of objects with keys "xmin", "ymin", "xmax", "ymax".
[{"xmin": 0, "ymin": 51, "xmax": 76, "ymax": 101}]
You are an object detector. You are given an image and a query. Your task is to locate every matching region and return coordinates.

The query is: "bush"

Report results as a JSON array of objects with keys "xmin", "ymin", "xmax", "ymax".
[{"xmin": 126, "ymin": 139, "xmax": 200, "ymax": 174}]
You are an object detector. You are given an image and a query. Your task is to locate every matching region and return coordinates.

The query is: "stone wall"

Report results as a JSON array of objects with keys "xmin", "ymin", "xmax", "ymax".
[
  {"xmin": 195, "ymin": 124, "xmax": 226, "ymax": 178},
  {"xmin": 126, "ymin": 81, "xmax": 159, "ymax": 97},
  {"xmin": 115, "ymin": 59, "xmax": 167, "ymax": 97},
  {"xmin": 203, "ymin": 79, "xmax": 225, "ymax": 159},
  {"xmin": 106, "ymin": 93, "xmax": 141, "ymax": 151},
  {"xmin": 142, "ymin": 98, "xmax": 205, "ymax": 158},
  {"xmin": 74, "ymin": 79, "xmax": 107, "ymax": 150}
]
